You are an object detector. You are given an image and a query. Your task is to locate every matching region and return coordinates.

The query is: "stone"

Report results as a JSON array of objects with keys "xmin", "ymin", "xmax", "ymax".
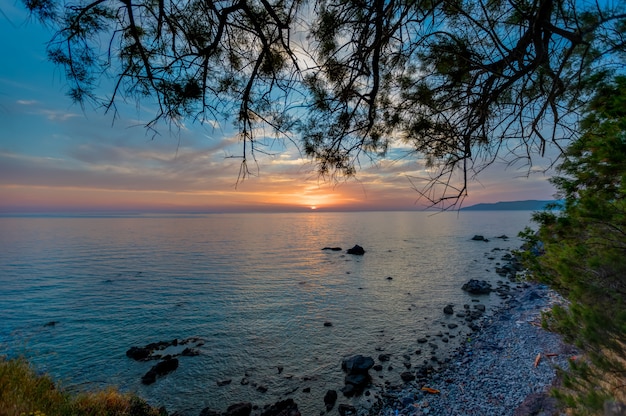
[
  {"xmin": 342, "ymin": 355, "xmax": 374, "ymax": 373},
  {"xmin": 346, "ymin": 245, "xmax": 365, "ymax": 255},
  {"xmin": 323, "ymin": 321, "xmax": 333, "ymax": 327},
  {"xmin": 471, "ymin": 235, "xmax": 486, "ymax": 241},
  {"xmin": 323, "ymin": 390, "xmax": 338, "ymax": 411},
  {"xmin": 448, "ymin": 323, "xmax": 458, "ymax": 329},
  {"xmin": 322, "ymin": 247, "xmax": 342, "ymax": 251},
  {"xmin": 378, "ymin": 353, "xmax": 391, "ymax": 362},
  {"xmin": 217, "ymin": 379, "xmax": 232, "ymax": 386},
  {"xmin": 126, "ymin": 346, "xmax": 151, "ymax": 361},
  {"xmin": 400, "ymin": 371, "xmax": 416, "ymax": 382},
  {"xmin": 461, "ymin": 279, "xmax": 493, "ymax": 294},
  {"xmin": 443, "ymin": 304, "xmax": 454, "ymax": 315},
  {"xmin": 225, "ymin": 402, "xmax": 252, "ymax": 416}
]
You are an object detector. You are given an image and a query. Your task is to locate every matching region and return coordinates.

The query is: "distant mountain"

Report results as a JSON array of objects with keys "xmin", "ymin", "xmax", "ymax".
[{"xmin": 461, "ymin": 200, "xmax": 562, "ymax": 211}]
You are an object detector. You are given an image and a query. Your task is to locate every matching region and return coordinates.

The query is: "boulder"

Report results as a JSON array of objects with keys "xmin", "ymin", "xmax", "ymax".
[
  {"xmin": 322, "ymin": 247, "xmax": 342, "ymax": 251},
  {"xmin": 141, "ymin": 358, "xmax": 179, "ymax": 384},
  {"xmin": 400, "ymin": 371, "xmax": 416, "ymax": 382},
  {"xmin": 346, "ymin": 245, "xmax": 365, "ymax": 255},
  {"xmin": 126, "ymin": 346, "xmax": 151, "ymax": 361},
  {"xmin": 461, "ymin": 279, "xmax": 493, "ymax": 294},
  {"xmin": 378, "ymin": 353, "xmax": 391, "ymax": 362},
  {"xmin": 342, "ymin": 355, "xmax": 374, "ymax": 373},
  {"xmin": 225, "ymin": 402, "xmax": 252, "ymax": 416},
  {"xmin": 341, "ymin": 355, "xmax": 374, "ymax": 396},
  {"xmin": 323, "ymin": 390, "xmax": 338, "ymax": 411},
  {"xmin": 471, "ymin": 235, "xmax": 486, "ymax": 241},
  {"xmin": 443, "ymin": 304, "xmax": 454, "ymax": 315}
]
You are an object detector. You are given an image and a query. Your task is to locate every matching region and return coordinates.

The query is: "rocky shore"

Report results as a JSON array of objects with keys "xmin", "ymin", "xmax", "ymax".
[
  {"xmin": 122, "ymin": 243, "xmax": 573, "ymax": 416},
  {"xmin": 368, "ymin": 281, "xmax": 573, "ymax": 416}
]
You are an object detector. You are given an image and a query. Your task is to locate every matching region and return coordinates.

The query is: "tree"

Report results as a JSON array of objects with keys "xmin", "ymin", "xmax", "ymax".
[
  {"xmin": 24, "ymin": 0, "xmax": 626, "ymax": 207},
  {"xmin": 522, "ymin": 75, "xmax": 626, "ymax": 413}
]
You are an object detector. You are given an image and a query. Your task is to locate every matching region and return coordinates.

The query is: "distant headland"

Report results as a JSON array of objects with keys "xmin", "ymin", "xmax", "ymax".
[{"xmin": 461, "ymin": 200, "xmax": 562, "ymax": 211}]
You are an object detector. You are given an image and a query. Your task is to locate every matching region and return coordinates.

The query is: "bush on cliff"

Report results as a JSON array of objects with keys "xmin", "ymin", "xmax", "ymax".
[
  {"xmin": 521, "ymin": 75, "xmax": 626, "ymax": 414},
  {"xmin": 0, "ymin": 356, "xmax": 163, "ymax": 416}
]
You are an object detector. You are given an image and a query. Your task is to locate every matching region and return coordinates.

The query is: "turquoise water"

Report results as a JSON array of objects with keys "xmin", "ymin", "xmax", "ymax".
[{"xmin": 0, "ymin": 211, "xmax": 534, "ymax": 415}]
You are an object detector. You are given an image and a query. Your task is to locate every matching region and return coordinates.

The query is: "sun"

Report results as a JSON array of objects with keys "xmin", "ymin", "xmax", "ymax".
[{"xmin": 310, "ymin": 205, "xmax": 317, "ymax": 210}]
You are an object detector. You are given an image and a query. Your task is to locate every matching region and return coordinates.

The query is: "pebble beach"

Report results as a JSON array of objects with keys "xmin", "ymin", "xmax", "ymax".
[{"xmin": 365, "ymin": 282, "xmax": 573, "ymax": 416}]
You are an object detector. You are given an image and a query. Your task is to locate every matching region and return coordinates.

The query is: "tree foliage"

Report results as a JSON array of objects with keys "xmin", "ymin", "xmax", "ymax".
[
  {"xmin": 24, "ymin": 0, "xmax": 626, "ymax": 205},
  {"xmin": 522, "ymin": 75, "xmax": 626, "ymax": 413}
]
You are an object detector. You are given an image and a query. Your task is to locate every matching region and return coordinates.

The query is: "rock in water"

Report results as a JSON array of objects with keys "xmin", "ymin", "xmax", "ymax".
[
  {"xmin": 341, "ymin": 355, "xmax": 374, "ymax": 373},
  {"xmin": 224, "ymin": 402, "xmax": 252, "ymax": 416},
  {"xmin": 324, "ymin": 390, "xmax": 338, "ymax": 410},
  {"xmin": 461, "ymin": 279, "xmax": 493, "ymax": 294},
  {"xmin": 346, "ymin": 245, "xmax": 365, "ymax": 255}
]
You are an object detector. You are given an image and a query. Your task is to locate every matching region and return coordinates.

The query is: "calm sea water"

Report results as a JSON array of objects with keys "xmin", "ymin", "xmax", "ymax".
[{"xmin": 0, "ymin": 211, "xmax": 534, "ymax": 415}]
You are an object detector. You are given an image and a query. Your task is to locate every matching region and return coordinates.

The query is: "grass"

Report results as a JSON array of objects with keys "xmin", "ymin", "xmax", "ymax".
[{"xmin": 0, "ymin": 356, "xmax": 163, "ymax": 416}]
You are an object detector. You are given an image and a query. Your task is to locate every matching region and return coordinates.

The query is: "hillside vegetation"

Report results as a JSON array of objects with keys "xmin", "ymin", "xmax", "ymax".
[
  {"xmin": 0, "ymin": 356, "xmax": 162, "ymax": 416},
  {"xmin": 521, "ymin": 75, "xmax": 626, "ymax": 414}
]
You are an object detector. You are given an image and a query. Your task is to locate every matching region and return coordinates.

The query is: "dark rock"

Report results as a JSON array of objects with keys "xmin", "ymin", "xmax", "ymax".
[
  {"xmin": 324, "ymin": 390, "xmax": 338, "ymax": 410},
  {"xmin": 496, "ymin": 235, "xmax": 509, "ymax": 239},
  {"xmin": 322, "ymin": 247, "xmax": 342, "ymax": 251},
  {"xmin": 225, "ymin": 402, "xmax": 252, "ymax": 416},
  {"xmin": 257, "ymin": 385, "xmax": 268, "ymax": 393},
  {"xmin": 181, "ymin": 348, "xmax": 200, "ymax": 356},
  {"xmin": 346, "ymin": 245, "xmax": 365, "ymax": 255},
  {"xmin": 302, "ymin": 387, "xmax": 310, "ymax": 393},
  {"xmin": 471, "ymin": 235, "xmax": 486, "ymax": 241},
  {"xmin": 341, "ymin": 355, "xmax": 374, "ymax": 373},
  {"xmin": 141, "ymin": 370, "xmax": 157, "ymax": 385},
  {"xmin": 141, "ymin": 358, "xmax": 178, "ymax": 384},
  {"xmin": 443, "ymin": 304, "xmax": 454, "ymax": 315},
  {"xmin": 386, "ymin": 276, "xmax": 393, "ymax": 280},
  {"xmin": 448, "ymin": 323, "xmax": 458, "ymax": 329},
  {"xmin": 323, "ymin": 321, "xmax": 333, "ymax": 327},
  {"xmin": 345, "ymin": 373, "xmax": 368, "ymax": 387},
  {"xmin": 259, "ymin": 399, "xmax": 300, "ymax": 416},
  {"xmin": 474, "ymin": 304, "xmax": 486, "ymax": 312},
  {"xmin": 400, "ymin": 371, "xmax": 416, "ymax": 382},
  {"xmin": 338, "ymin": 404, "xmax": 357, "ymax": 416},
  {"xmin": 217, "ymin": 379, "xmax": 232, "ymax": 386},
  {"xmin": 461, "ymin": 279, "xmax": 493, "ymax": 294},
  {"xmin": 373, "ymin": 364, "xmax": 383, "ymax": 371},
  {"xmin": 341, "ymin": 383, "xmax": 357, "ymax": 397},
  {"xmin": 127, "ymin": 346, "xmax": 151, "ymax": 361},
  {"xmin": 153, "ymin": 358, "xmax": 179, "ymax": 375},
  {"xmin": 240, "ymin": 377, "xmax": 249, "ymax": 385},
  {"xmin": 277, "ymin": 366, "xmax": 283, "ymax": 374},
  {"xmin": 417, "ymin": 338, "xmax": 428, "ymax": 343},
  {"xmin": 378, "ymin": 353, "xmax": 391, "ymax": 362},
  {"xmin": 44, "ymin": 321, "xmax": 58, "ymax": 327}
]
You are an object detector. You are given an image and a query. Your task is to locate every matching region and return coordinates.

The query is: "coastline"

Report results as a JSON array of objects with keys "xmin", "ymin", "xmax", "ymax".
[{"xmin": 365, "ymin": 281, "xmax": 573, "ymax": 416}]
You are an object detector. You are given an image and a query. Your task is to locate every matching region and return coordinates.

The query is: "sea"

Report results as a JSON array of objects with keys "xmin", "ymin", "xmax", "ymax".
[{"xmin": 0, "ymin": 210, "xmax": 536, "ymax": 415}]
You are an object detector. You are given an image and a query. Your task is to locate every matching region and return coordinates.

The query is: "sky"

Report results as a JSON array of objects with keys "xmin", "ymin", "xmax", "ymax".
[{"xmin": 0, "ymin": 1, "xmax": 559, "ymax": 214}]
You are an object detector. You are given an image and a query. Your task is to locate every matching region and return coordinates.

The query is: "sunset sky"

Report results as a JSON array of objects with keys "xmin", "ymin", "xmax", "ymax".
[{"xmin": 0, "ymin": 1, "xmax": 559, "ymax": 213}]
